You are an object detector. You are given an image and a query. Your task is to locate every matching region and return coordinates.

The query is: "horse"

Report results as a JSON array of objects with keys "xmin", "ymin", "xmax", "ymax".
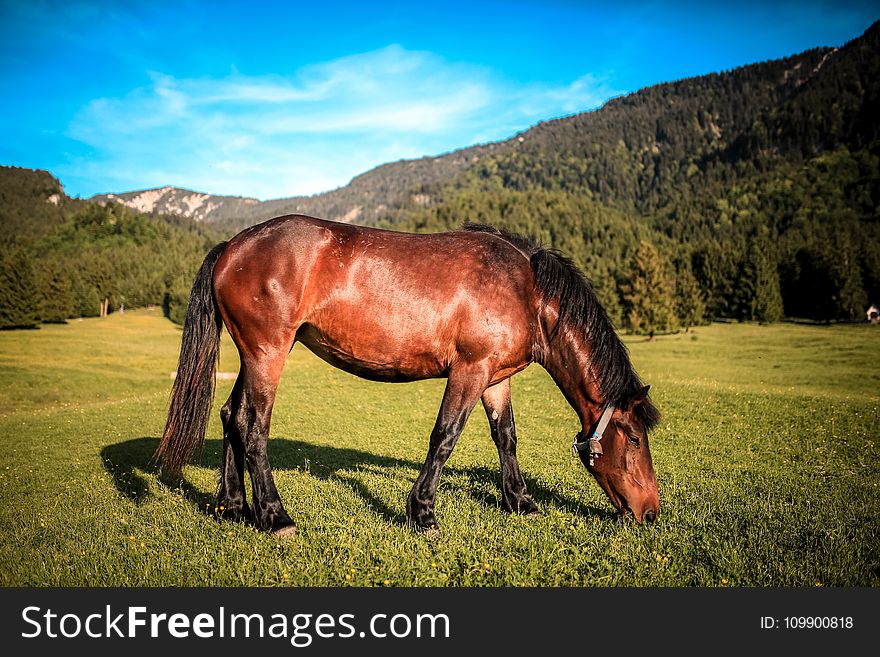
[{"xmin": 155, "ymin": 215, "xmax": 661, "ymax": 536}]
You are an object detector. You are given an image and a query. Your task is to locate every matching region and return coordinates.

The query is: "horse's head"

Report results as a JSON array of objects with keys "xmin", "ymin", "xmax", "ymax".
[{"xmin": 574, "ymin": 386, "xmax": 659, "ymax": 523}]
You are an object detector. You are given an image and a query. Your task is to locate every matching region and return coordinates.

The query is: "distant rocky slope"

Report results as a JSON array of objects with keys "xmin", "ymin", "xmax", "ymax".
[{"xmin": 89, "ymin": 141, "xmax": 504, "ymax": 230}]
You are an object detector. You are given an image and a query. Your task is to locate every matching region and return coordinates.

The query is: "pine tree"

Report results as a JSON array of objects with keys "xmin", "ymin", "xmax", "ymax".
[
  {"xmin": 674, "ymin": 260, "xmax": 706, "ymax": 330},
  {"xmin": 588, "ymin": 270, "xmax": 624, "ymax": 327},
  {"xmin": 691, "ymin": 242, "xmax": 741, "ymax": 320},
  {"xmin": 752, "ymin": 258, "xmax": 784, "ymax": 324},
  {"xmin": 735, "ymin": 233, "xmax": 783, "ymax": 323},
  {"xmin": 36, "ymin": 260, "xmax": 74, "ymax": 323},
  {"xmin": 70, "ymin": 274, "xmax": 101, "ymax": 318},
  {"xmin": 829, "ymin": 231, "xmax": 868, "ymax": 321},
  {"xmin": 621, "ymin": 241, "xmax": 678, "ymax": 335},
  {"xmin": 163, "ymin": 274, "xmax": 192, "ymax": 325},
  {"xmin": 0, "ymin": 248, "xmax": 40, "ymax": 329}
]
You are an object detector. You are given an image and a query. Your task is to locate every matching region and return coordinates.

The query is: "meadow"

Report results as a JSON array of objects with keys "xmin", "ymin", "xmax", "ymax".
[{"xmin": 0, "ymin": 308, "xmax": 877, "ymax": 587}]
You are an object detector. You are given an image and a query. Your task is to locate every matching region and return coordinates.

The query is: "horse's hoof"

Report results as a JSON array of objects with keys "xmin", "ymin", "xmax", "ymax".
[
  {"xmin": 508, "ymin": 497, "xmax": 540, "ymax": 516},
  {"xmin": 272, "ymin": 524, "xmax": 297, "ymax": 538},
  {"xmin": 408, "ymin": 520, "xmax": 441, "ymax": 538},
  {"xmin": 517, "ymin": 500, "xmax": 541, "ymax": 516}
]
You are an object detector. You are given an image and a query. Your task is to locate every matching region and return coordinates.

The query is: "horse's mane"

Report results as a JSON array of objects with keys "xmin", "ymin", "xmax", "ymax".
[{"xmin": 463, "ymin": 222, "xmax": 660, "ymax": 431}]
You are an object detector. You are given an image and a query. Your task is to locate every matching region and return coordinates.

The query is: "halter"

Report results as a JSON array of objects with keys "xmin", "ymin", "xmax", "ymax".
[{"xmin": 572, "ymin": 404, "xmax": 615, "ymax": 466}]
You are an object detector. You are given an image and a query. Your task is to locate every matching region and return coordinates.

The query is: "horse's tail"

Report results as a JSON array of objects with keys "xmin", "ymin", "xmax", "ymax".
[{"xmin": 154, "ymin": 241, "xmax": 228, "ymax": 476}]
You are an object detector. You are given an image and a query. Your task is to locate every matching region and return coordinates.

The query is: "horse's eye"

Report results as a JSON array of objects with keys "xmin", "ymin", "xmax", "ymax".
[{"xmin": 627, "ymin": 435, "xmax": 641, "ymax": 447}]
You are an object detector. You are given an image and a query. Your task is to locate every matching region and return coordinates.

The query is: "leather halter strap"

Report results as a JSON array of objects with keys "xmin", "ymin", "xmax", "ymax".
[{"xmin": 572, "ymin": 404, "xmax": 615, "ymax": 466}]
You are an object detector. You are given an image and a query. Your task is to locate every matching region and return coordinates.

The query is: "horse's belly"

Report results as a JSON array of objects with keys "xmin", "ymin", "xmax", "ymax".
[{"xmin": 296, "ymin": 324, "xmax": 447, "ymax": 383}]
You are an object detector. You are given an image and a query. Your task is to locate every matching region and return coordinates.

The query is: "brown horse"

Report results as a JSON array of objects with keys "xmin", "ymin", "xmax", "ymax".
[{"xmin": 156, "ymin": 215, "xmax": 660, "ymax": 536}]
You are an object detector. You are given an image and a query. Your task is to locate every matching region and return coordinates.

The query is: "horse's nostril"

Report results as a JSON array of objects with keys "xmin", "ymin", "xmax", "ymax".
[{"xmin": 643, "ymin": 509, "xmax": 657, "ymax": 523}]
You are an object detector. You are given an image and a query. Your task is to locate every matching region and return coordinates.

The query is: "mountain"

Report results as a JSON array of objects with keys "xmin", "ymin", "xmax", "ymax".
[
  {"xmin": 91, "ymin": 186, "xmax": 264, "ymax": 224},
  {"xmin": 90, "ymin": 21, "xmax": 880, "ymax": 244},
  {"xmin": 460, "ymin": 22, "xmax": 880, "ymax": 234},
  {"xmin": 90, "ymin": 140, "xmax": 504, "ymax": 230}
]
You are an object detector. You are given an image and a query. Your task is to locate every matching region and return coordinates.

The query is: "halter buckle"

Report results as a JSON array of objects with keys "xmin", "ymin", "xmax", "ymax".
[
  {"xmin": 572, "ymin": 434, "xmax": 604, "ymax": 466},
  {"xmin": 572, "ymin": 404, "xmax": 615, "ymax": 466},
  {"xmin": 588, "ymin": 435, "xmax": 603, "ymax": 459}
]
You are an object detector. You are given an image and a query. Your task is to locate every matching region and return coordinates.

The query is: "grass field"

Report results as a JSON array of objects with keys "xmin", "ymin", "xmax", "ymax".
[{"xmin": 0, "ymin": 308, "xmax": 877, "ymax": 586}]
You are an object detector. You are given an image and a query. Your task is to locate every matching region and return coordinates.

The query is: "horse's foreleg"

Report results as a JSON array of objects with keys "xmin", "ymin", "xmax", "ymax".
[
  {"xmin": 407, "ymin": 369, "xmax": 487, "ymax": 535},
  {"xmin": 236, "ymin": 358, "xmax": 295, "ymax": 536},
  {"xmin": 216, "ymin": 374, "xmax": 250, "ymax": 522},
  {"xmin": 481, "ymin": 379, "xmax": 539, "ymax": 515}
]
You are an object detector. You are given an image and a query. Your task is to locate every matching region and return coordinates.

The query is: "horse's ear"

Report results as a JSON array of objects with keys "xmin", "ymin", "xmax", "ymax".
[{"xmin": 628, "ymin": 385, "xmax": 651, "ymax": 410}]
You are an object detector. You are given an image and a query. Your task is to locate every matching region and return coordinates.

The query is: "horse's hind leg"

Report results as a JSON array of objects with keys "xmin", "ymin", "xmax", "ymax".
[
  {"xmin": 216, "ymin": 375, "xmax": 250, "ymax": 522},
  {"xmin": 407, "ymin": 367, "xmax": 489, "ymax": 535},
  {"xmin": 234, "ymin": 354, "xmax": 295, "ymax": 535},
  {"xmin": 481, "ymin": 379, "xmax": 539, "ymax": 515}
]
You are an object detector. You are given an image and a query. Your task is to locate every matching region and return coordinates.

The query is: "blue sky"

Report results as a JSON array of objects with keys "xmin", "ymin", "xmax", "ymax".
[{"xmin": 1, "ymin": 1, "xmax": 878, "ymax": 200}]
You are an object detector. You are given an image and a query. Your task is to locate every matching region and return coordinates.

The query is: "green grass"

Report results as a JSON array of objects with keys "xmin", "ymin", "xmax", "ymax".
[{"xmin": 1, "ymin": 308, "xmax": 878, "ymax": 586}]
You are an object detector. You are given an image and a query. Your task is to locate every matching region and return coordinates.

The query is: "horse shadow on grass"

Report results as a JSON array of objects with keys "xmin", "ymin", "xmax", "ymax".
[{"xmin": 100, "ymin": 437, "xmax": 615, "ymax": 527}]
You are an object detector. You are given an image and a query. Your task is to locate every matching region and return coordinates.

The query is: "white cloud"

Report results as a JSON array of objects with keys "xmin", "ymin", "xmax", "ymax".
[{"xmin": 66, "ymin": 45, "xmax": 620, "ymax": 198}]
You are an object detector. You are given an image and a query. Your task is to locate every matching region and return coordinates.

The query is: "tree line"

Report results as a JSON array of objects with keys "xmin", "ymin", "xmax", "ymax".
[
  {"xmin": 379, "ymin": 146, "xmax": 878, "ymax": 334},
  {"xmin": 2, "ymin": 155, "xmax": 877, "ymax": 334},
  {"xmin": 0, "ymin": 194, "xmax": 217, "ymax": 329}
]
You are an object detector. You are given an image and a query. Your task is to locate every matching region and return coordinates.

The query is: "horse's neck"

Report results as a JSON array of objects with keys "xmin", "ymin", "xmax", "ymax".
[{"xmin": 542, "ymin": 328, "xmax": 605, "ymax": 431}]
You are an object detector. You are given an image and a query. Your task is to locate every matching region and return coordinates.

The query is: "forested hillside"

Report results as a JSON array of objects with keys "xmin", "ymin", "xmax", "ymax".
[
  {"xmin": 3, "ymin": 22, "xmax": 879, "ymax": 331},
  {"xmin": 0, "ymin": 167, "xmax": 81, "ymax": 243},
  {"xmin": 0, "ymin": 167, "xmax": 219, "ymax": 328},
  {"xmin": 378, "ymin": 21, "xmax": 880, "ymax": 328}
]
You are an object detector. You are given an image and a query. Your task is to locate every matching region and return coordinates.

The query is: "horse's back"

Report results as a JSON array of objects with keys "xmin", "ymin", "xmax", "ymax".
[{"xmin": 213, "ymin": 215, "xmax": 540, "ymax": 381}]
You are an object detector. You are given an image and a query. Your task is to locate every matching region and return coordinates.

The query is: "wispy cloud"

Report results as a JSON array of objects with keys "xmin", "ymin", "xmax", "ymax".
[{"xmin": 66, "ymin": 45, "xmax": 620, "ymax": 199}]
